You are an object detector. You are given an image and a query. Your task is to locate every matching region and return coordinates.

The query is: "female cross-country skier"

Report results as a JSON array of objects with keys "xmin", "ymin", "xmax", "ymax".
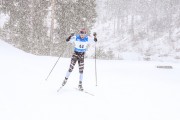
[{"xmin": 62, "ymin": 28, "xmax": 97, "ymax": 91}]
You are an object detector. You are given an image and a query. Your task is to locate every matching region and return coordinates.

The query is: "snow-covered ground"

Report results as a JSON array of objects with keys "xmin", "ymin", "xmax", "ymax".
[{"xmin": 0, "ymin": 39, "xmax": 180, "ymax": 120}]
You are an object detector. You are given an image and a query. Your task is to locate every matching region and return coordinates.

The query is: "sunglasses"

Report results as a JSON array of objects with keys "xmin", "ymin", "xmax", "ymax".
[{"xmin": 80, "ymin": 31, "xmax": 86, "ymax": 34}]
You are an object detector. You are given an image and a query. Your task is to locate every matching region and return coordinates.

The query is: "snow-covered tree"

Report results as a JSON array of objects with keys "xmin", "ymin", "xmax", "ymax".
[
  {"xmin": 0, "ymin": 0, "xmax": 97, "ymax": 56},
  {"xmin": 54, "ymin": 0, "xmax": 97, "ymax": 57}
]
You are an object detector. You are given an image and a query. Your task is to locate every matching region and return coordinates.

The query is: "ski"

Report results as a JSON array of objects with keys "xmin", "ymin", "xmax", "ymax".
[
  {"xmin": 57, "ymin": 85, "xmax": 94, "ymax": 96},
  {"xmin": 74, "ymin": 88, "xmax": 95, "ymax": 96}
]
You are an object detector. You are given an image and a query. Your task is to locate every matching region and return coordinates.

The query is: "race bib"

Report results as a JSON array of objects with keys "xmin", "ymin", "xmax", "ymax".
[{"xmin": 75, "ymin": 41, "xmax": 88, "ymax": 49}]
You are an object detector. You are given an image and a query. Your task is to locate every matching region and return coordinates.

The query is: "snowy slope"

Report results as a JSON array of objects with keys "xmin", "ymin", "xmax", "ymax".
[{"xmin": 0, "ymin": 39, "xmax": 180, "ymax": 120}]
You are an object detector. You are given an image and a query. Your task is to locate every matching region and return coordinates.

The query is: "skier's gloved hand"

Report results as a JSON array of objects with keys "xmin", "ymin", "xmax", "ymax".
[
  {"xmin": 93, "ymin": 32, "xmax": 97, "ymax": 42},
  {"xmin": 94, "ymin": 38, "xmax": 97, "ymax": 42},
  {"xmin": 66, "ymin": 33, "xmax": 75, "ymax": 42}
]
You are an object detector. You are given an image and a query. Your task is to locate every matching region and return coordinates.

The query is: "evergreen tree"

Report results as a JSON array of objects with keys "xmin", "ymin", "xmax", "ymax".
[
  {"xmin": 106, "ymin": 48, "xmax": 115, "ymax": 59},
  {"xmin": 1, "ymin": 0, "xmax": 49, "ymax": 54},
  {"xmin": 30, "ymin": 0, "xmax": 49, "ymax": 55},
  {"xmin": 55, "ymin": 0, "xmax": 97, "ymax": 57},
  {"xmin": 1, "ymin": 0, "xmax": 97, "ymax": 56}
]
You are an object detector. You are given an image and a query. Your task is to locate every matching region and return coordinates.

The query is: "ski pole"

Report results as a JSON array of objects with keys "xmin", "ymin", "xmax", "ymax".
[
  {"xmin": 95, "ymin": 43, "xmax": 97, "ymax": 86},
  {"xmin": 93, "ymin": 32, "xmax": 97, "ymax": 86},
  {"xmin": 45, "ymin": 46, "xmax": 67, "ymax": 81}
]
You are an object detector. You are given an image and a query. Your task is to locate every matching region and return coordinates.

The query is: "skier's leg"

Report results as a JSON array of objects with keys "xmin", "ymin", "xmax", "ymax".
[
  {"xmin": 66, "ymin": 53, "xmax": 78, "ymax": 78},
  {"xmin": 62, "ymin": 53, "xmax": 77, "ymax": 86},
  {"xmin": 78, "ymin": 54, "xmax": 84, "ymax": 80},
  {"xmin": 78, "ymin": 54, "xmax": 84, "ymax": 90}
]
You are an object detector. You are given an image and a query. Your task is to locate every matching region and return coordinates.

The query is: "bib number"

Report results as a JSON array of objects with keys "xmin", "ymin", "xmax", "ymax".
[
  {"xmin": 75, "ymin": 41, "xmax": 87, "ymax": 50},
  {"xmin": 79, "ymin": 45, "xmax": 84, "ymax": 48}
]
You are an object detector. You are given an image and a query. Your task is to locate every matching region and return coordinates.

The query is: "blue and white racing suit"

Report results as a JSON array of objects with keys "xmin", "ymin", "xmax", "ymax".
[{"xmin": 65, "ymin": 34, "xmax": 95, "ymax": 81}]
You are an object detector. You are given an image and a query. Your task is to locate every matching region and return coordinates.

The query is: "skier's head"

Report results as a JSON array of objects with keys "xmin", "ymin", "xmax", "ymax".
[{"xmin": 79, "ymin": 28, "xmax": 86, "ymax": 38}]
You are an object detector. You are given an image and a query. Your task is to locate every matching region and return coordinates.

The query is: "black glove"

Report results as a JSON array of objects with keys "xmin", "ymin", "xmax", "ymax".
[
  {"xmin": 94, "ymin": 38, "xmax": 97, "ymax": 42},
  {"xmin": 66, "ymin": 33, "xmax": 75, "ymax": 42},
  {"xmin": 93, "ymin": 32, "xmax": 97, "ymax": 42}
]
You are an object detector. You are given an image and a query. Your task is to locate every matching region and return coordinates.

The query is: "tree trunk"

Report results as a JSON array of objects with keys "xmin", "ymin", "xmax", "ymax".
[
  {"xmin": 114, "ymin": 17, "xmax": 116, "ymax": 36},
  {"xmin": 131, "ymin": 15, "xmax": 134, "ymax": 40},
  {"xmin": 50, "ymin": 0, "xmax": 55, "ymax": 55}
]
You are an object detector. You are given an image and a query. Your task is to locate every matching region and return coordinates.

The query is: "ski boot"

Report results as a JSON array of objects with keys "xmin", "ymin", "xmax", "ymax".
[
  {"xmin": 62, "ymin": 78, "xmax": 68, "ymax": 86},
  {"xmin": 78, "ymin": 81, "xmax": 84, "ymax": 91}
]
